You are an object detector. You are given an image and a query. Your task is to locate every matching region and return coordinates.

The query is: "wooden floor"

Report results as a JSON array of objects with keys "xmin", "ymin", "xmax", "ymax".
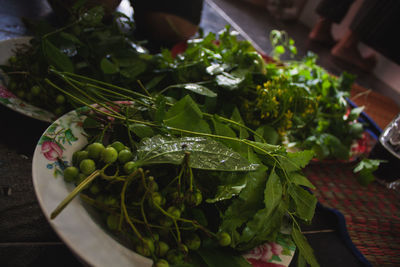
[{"xmin": 204, "ymin": 0, "xmax": 400, "ymax": 129}]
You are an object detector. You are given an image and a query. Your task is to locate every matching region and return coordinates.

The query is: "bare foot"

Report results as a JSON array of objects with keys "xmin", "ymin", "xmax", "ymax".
[
  {"xmin": 308, "ymin": 17, "xmax": 336, "ymax": 46},
  {"xmin": 331, "ymin": 40, "xmax": 377, "ymax": 72}
]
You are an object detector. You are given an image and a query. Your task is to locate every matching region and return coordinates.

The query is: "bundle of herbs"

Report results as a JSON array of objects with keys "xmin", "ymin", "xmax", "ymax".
[
  {"xmin": 47, "ymin": 71, "xmax": 319, "ymax": 267},
  {"xmin": 0, "ymin": 5, "xmax": 366, "ymax": 162}
]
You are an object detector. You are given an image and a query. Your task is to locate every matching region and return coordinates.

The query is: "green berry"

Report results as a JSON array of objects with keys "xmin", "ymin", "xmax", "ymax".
[
  {"xmin": 184, "ymin": 233, "xmax": 201, "ymax": 250},
  {"xmin": 118, "ymin": 149, "xmax": 133, "ymax": 163},
  {"xmin": 30, "ymin": 85, "xmax": 41, "ymax": 95},
  {"xmin": 123, "ymin": 161, "xmax": 136, "ymax": 174},
  {"xmin": 104, "ymin": 195, "xmax": 118, "ymax": 206},
  {"xmin": 136, "ymin": 237, "xmax": 154, "ymax": 257},
  {"xmin": 156, "ymin": 241, "xmax": 169, "ymax": 257},
  {"xmin": 54, "ymin": 106, "xmax": 65, "ymax": 116},
  {"xmin": 87, "ymin": 142, "xmax": 105, "ymax": 160},
  {"xmin": 110, "ymin": 141, "xmax": 125, "ymax": 152},
  {"xmin": 72, "ymin": 150, "xmax": 89, "ymax": 166},
  {"xmin": 101, "ymin": 146, "xmax": 118, "ymax": 163},
  {"xmin": 195, "ymin": 190, "xmax": 203, "ymax": 206},
  {"xmin": 167, "ymin": 206, "xmax": 181, "ymax": 219},
  {"xmin": 154, "ymin": 259, "xmax": 169, "ymax": 267},
  {"xmin": 90, "ymin": 183, "xmax": 101, "ymax": 195},
  {"xmin": 150, "ymin": 192, "xmax": 163, "ymax": 207},
  {"xmin": 166, "ymin": 249, "xmax": 184, "ymax": 264},
  {"xmin": 16, "ymin": 90, "xmax": 25, "ymax": 98},
  {"xmin": 8, "ymin": 55, "xmax": 17, "ymax": 64},
  {"xmin": 159, "ymin": 217, "xmax": 173, "ymax": 227},
  {"xmin": 63, "ymin": 166, "xmax": 79, "ymax": 182},
  {"xmin": 55, "ymin": 94, "xmax": 65, "ymax": 104},
  {"xmin": 217, "ymin": 232, "xmax": 231, "ymax": 247},
  {"xmin": 79, "ymin": 159, "xmax": 96, "ymax": 175},
  {"xmin": 106, "ymin": 214, "xmax": 119, "ymax": 231},
  {"xmin": 178, "ymin": 243, "xmax": 188, "ymax": 255}
]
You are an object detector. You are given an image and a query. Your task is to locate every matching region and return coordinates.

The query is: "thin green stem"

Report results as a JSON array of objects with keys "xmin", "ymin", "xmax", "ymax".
[
  {"xmin": 50, "ymin": 169, "xmax": 101, "ymax": 219},
  {"xmin": 120, "ymin": 169, "xmax": 143, "ymax": 240},
  {"xmin": 52, "ymin": 70, "xmax": 151, "ymax": 100}
]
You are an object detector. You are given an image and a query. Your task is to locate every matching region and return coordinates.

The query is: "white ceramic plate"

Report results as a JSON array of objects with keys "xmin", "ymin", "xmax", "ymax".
[
  {"xmin": 32, "ymin": 106, "xmax": 295, "ymax": 267},
  {"xmin": 0, "ymin": 36, "xmax": 56, "ymax": 122}
]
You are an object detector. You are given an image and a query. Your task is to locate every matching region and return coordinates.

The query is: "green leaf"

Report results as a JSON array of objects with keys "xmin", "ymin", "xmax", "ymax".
[
  {"xmin": 136, "ymin": 135, "xmax": 259, "ymax": 171},
  {"xmin": 264, "ymin": 169, "xmax": 283, "ymax": 212},
  {"xmin": 354, "ymin": 158, "xmax": 384, "ymax": 186},
  {"xmin": 81, "ymin": 6, "xmax": 105, "ymax": 25},
  {"xmin": 288, "ymin": 184, "xmax": 317, "ymax": 222},
  {"xmin": 164, "ymin": 95, "xmax": 211, "ymax": 134},
  {"xmin": 119, "ymin": 61, "xmax": 147, "ymax": 79},
  {"xmin": 164, "ymin": 83, "xmax": 217, "ymax": 97},
  {"xmin": 215, "ymin": 72, "xmax": 244, "ymax": 90},
  {"xmin": 220, "ymin": 166, "xmax": 268, "ymax": 236},
  {"xmin": 206, "ymin": 172, "xmax": 248, "ymax": 203},
  {"xmin": 230, "ymin": 107, "xmax": 249, "ymax": 139},
  {"xmin": 212, "ymin": 117, "xmax": 246, "ymax": 155},
  {"xmin": 100, "ymin": 57, "xmax": 119, "ymax": 74},
  {"xmin": 290, "ymin": 173, "xmax": 316, "ymax": 189},
  {"xmin": 239, "ymin": 201, "xmax": 286, "ymax": 249},
  {"xmin": 291, "ymin": 227, "xmax": 320, "ymax": 267},
  {"xmin": 128, "ymin": 123, "xmax": 154, "ymax": 139},
  {"xmin": 42, "ymin": 39, "xmax": 74, "ymax": 72},
  {"xmin": 279, "ymin": 150, "xmax": 314, "ymax": 172},
  {"xmin": 255, "ymin": 125, "xmax": 279, "ymax": 145},
  {"xmin": 59, "ymin": 32, "xmax": 84, "ymax": 46}
]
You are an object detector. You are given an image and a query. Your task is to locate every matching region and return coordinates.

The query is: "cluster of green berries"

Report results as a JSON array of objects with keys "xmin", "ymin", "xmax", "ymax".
[{"xmin": 62, "ymin": 140, "xmax": 232, "ymax": 267}]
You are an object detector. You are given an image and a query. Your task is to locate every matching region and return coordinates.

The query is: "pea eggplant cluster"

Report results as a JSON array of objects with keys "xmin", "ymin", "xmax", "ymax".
[{"xmin": 62, "ymin": 140, "xmax": 232, "ymax": 267}]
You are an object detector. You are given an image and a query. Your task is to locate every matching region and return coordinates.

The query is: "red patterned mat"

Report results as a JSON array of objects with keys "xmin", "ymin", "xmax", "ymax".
[{"xmin": 305, "ymin": 162, "xmax": 400, "ymax": 267}]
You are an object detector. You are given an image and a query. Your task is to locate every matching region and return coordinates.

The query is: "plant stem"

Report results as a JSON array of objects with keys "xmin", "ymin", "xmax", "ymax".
[{"xmin": 50, "ymin": 169, "xmax": 101, "ymax": 219}]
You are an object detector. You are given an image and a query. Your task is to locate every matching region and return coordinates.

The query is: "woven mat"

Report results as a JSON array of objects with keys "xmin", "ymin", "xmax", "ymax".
[{"xmin": 304, "ymin": 162, "xmax": 400, "ymax": 267}]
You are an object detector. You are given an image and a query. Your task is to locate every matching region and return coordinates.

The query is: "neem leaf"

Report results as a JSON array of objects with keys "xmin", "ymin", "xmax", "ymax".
[
  {"xmin": 290, "ymin": 173, "xmax": 316, "ymax": 190},
  {"xmin": 59, "ymin": 32, "xmax": 84, "ymax": 46},
  {"xmin": 220, "ymin": 166, "xmax": 267, "ymax": 236},
  {"xmin": 215, "ymin": 72, "xmax": 244, "ymax": 90},
  {"xmin": 212, "ymin": 117, "xmax": 247, "ymax": 155},
  {"xmin": 230, "ymin": 107, "xmax": 249, "ymax": 139},
  {"xmin": 279, "ymin": 150, "xmax": 314, "ymax": 172},
  {"xmin": 238, "ymin": 201, "xmax": 286, "ymax": 250},
  {"xmin": 237, "ymin": 170, "xmax": 283, "ymax": 246},
  {"xmin": 264, "ymin": 169, "xmax": 283, "ymax": 212},
  {"xmin": 164, "ymin": 95, "xmax": 211, "ymax": 134},
  {"xmin": 42, "ymin": 39, "xmax": 74, "ymax": 72},
  {"xmin": 100, "ymin": 57, "xmax": 119, "ymax": 74},
  {"xmin": 128, "ymin": 123, "xmax": 154, "ymax": 139},
  {"xmin": 288, "ymin": 184, "xmax": 317, "ymax": 222},
  {"xmin": 255, "ymin": 125, "xmax": 279, "ymax": 145},
  {"xmin": 206, "ymin": 172, "xmax": 248, "ymax": 203},
  {"xmin": 164, "ymin": 83, "xmax": 217, "ymax": 97},
  {"xmin": 119, "ymin": 60, "xmax": 147, "ymax": 79},
  {"xmin": 136, "ymin": 135, "xmax": 259, "ymax": 171},
  {"xmin": 354, "ymin": 158, "xmax": 384, "ymax": 186},
  {"xmin": 291, "ymin": 227, "xmax": 320, "ymax": 267}
]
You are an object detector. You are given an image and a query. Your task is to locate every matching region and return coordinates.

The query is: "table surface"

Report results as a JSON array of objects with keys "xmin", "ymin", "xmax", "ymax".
[{"xmin": 0, "ymin": 1, "xmax": 399, "ymax": 267}]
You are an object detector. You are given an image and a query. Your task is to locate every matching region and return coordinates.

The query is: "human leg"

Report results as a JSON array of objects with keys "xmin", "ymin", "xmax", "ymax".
[
  {"xmin": 331, "ymin": 30, "xmax": 376, "ymax": 72},
  {"xmin": 130, "ymin": 0, "xmax": 204, "ymax": 48},
  {"xmin": 308, "ymin": 0, "xmax": 355, "ymax": 45}
]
